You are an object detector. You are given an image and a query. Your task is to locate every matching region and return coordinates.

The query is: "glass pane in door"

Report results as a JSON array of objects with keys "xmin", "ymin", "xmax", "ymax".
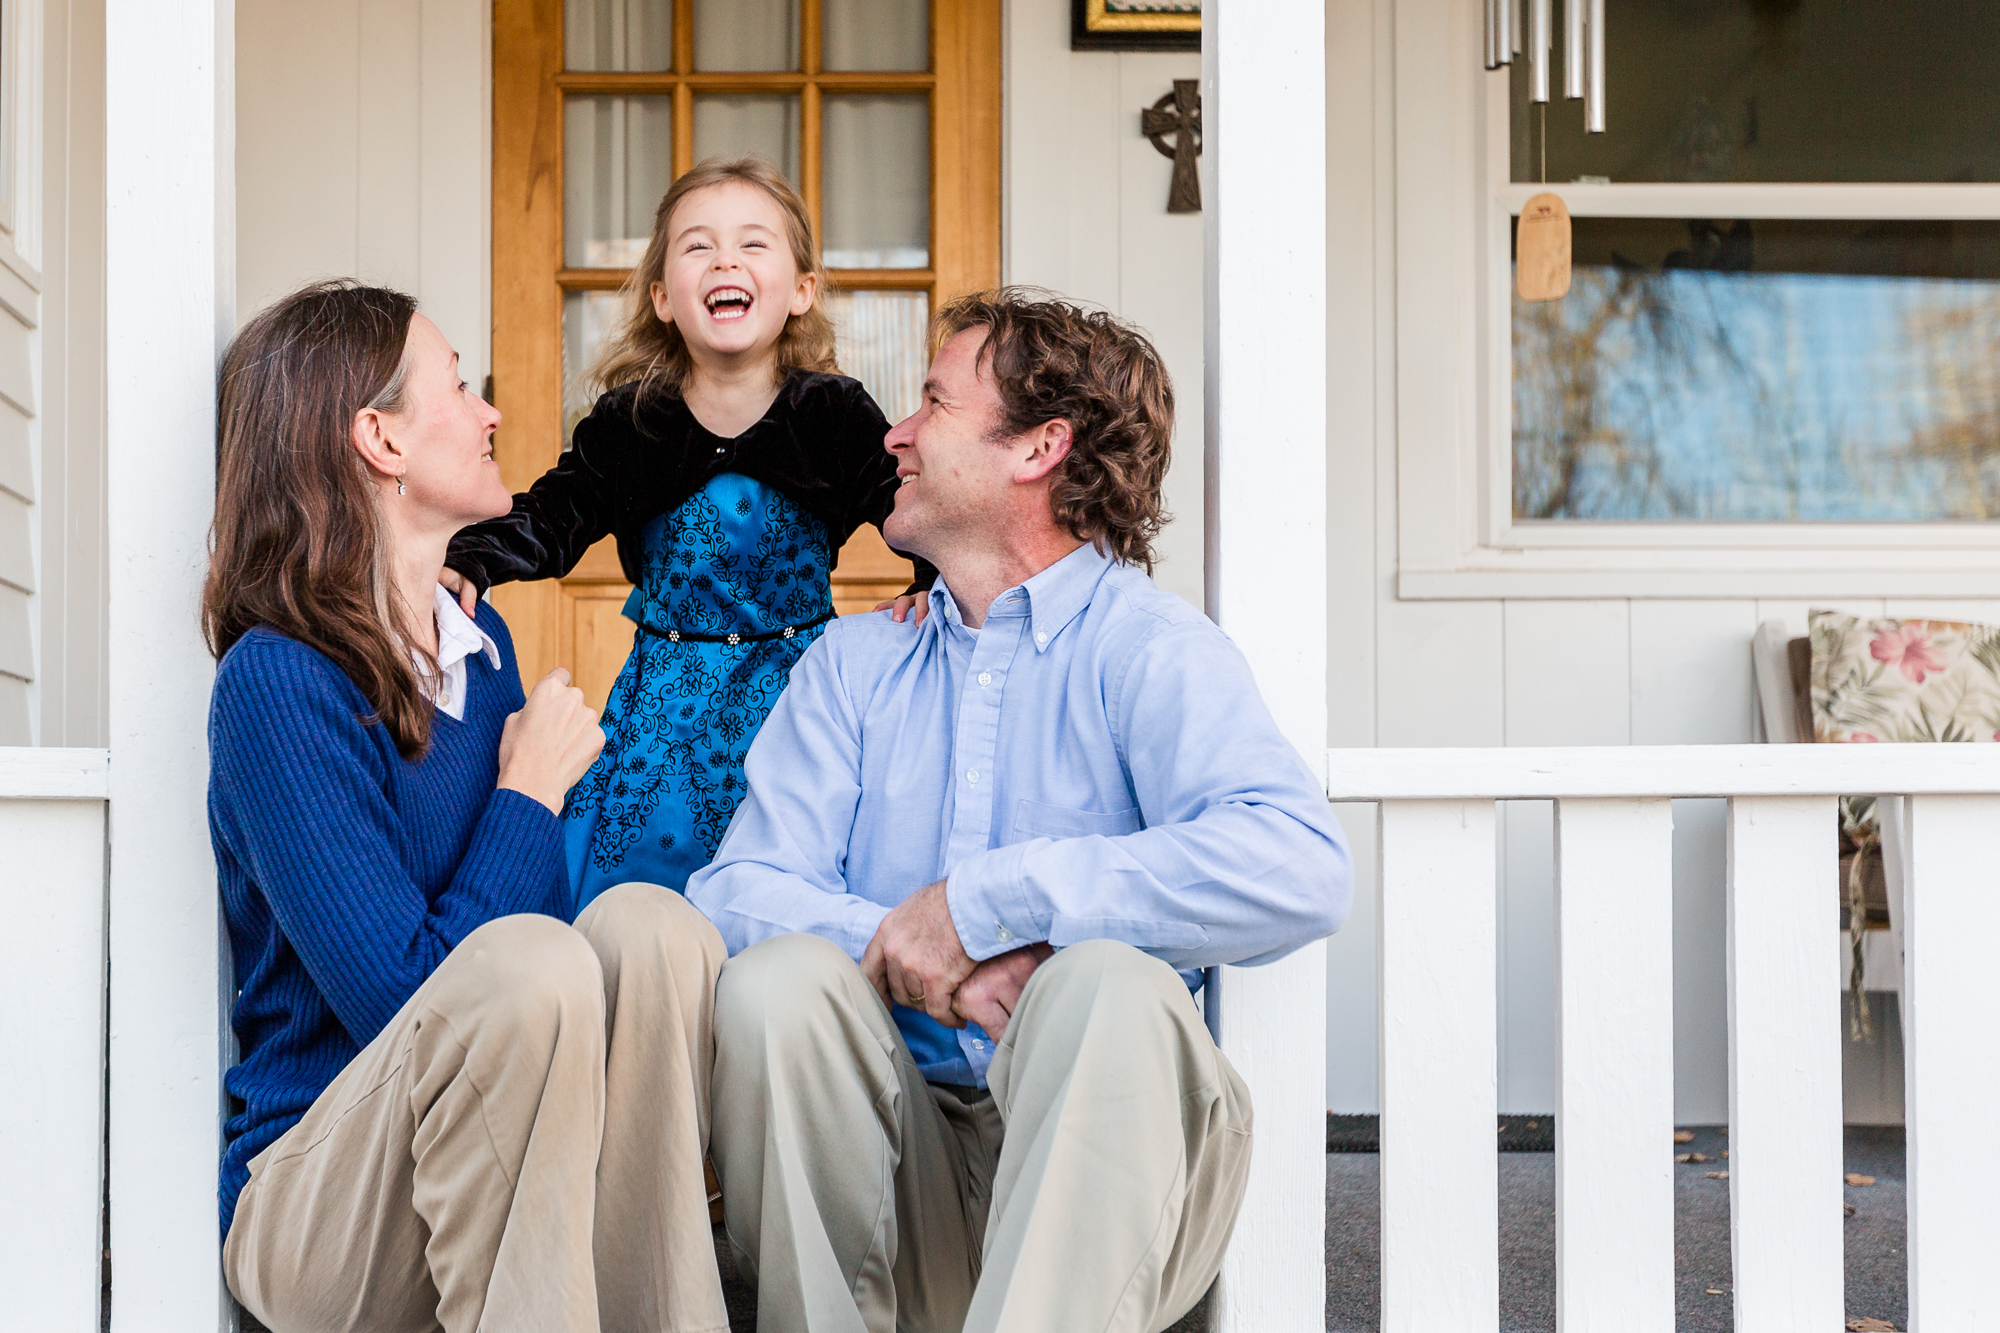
[
  {"xmin": 563, "ymin": 289, "xmax": 631, "ymax": 438},
  {"xmin": 822, "ymin": 0, "xmax": 928, "ymax": 72},
  {"xmin": 565, "ymin": 96, "xmax": 675, "ymax": 268},
  {"xmin": 566, "ymin": 0, "xmax": 673, "ymax": 71},
  {"xmin": 692, "ymin": 95, "xmax": 802, "ymax": 184},
  {"xmin": 693, "ymin": 0, "xmax": 801, "ymax": 71},
  {"xmin": 825, "ymin": 290, "xmax": 930, "ymax": 423},
  {"xmin": 822, "ymin": 95, "xmax": 929, "ymax": 268}
]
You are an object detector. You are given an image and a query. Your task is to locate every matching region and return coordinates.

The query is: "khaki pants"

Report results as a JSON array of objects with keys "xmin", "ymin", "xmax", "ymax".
[
  {"xmin": 224, "ymin": 884, "xmax": 729, "ymax": 1333},
  {"xmin": 710, "ymin": 935, "xmax": 1252, "ymax": 1333}
]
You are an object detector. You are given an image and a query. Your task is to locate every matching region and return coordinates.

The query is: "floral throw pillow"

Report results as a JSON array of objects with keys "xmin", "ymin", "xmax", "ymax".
[{"xmin": 1810, "ymin": 609, "xmax": 2000, "ymax": 745}]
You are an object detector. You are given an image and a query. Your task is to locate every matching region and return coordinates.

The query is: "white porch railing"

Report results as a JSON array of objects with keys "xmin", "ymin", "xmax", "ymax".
[
  {"xmin": 0, "ymin": 747, "xmax": 111, "ymax": 1332},
  {"xmin": 1304, "ymin": 741, "xmax": 2000, "ymax": 1333},
  {"xmin": 7, "ymin": 743, "xmax": 2000, "ymax": 1329}
]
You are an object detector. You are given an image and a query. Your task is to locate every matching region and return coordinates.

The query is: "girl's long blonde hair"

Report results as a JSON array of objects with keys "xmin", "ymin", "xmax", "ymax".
[{"xmin": 588, "ymin": 157, "xmax": 838, "ymax": 407}]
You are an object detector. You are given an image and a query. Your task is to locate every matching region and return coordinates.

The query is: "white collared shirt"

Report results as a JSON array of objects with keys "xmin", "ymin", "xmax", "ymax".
[{"xmin": 420, "ymin": 583, "xmax": 502, "ymax": 721}]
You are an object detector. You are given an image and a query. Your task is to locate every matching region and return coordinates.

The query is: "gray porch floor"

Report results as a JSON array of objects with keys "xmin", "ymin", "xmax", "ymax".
[{"xmin": 714, "ymin": 1126, "xmax": 1908, "ymax": 1332}]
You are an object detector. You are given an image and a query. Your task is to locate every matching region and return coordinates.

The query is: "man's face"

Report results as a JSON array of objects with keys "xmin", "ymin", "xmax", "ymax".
[{"xmin": 881, "ymin": 327, "xmax": 1024, "ymax": 562}]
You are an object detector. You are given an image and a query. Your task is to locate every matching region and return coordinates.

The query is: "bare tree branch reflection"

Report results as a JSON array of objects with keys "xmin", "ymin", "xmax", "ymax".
[{"xmin": 1514, "ymin": 243, "xmax": 2000, "ymax": 522}]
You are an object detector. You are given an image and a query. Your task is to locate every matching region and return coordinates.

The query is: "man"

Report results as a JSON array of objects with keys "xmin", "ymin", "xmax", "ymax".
[{"xmin": 686, "ymin": 289, "xmax": 1350, "ymax": 1333}]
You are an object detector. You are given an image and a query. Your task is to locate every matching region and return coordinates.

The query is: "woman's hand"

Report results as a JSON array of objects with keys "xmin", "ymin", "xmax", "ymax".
[
  {"xmin": 439, "ymin": 567, "xmax": 480, "ymax": 619},
  {"xmin": 874, "ymin": 590, "xmax": 930, "ymax": 625},
  {"xmin": 497, "ymin": 668, "xmax": 605, "ymax": 815}
]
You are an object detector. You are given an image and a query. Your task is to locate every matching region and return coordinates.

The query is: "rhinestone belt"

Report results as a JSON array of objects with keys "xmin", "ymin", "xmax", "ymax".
[{"xmin": 636, "ymin": 608, "xmax": 835, "ymax": 646}]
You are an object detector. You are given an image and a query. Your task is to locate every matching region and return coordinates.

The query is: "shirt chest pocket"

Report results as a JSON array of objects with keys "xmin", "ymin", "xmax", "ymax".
[{"xmin": 1009, "ymin": 798, "xmax": 1143, "ymax": 842}]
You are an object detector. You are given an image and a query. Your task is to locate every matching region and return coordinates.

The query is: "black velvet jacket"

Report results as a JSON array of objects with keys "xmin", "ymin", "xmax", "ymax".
[{"xmin": 446, "ymin": 370, "xmax": 935, "ymax": 596}]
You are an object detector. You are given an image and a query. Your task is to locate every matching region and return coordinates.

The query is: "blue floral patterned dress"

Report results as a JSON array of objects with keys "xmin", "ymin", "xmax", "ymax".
[{"xmin": 565, "ymin": 472, "xmax": 834, "ymax": 911}]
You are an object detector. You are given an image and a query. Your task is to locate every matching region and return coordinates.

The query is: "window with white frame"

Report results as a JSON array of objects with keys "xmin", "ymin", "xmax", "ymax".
[
  {"xmin": 1508, "ymin": 1, "xmax": 2000, "ymax": 525},
  {"xmin": 1390, "ymin": 0, "xmax": 2000, "ymax": 598}
]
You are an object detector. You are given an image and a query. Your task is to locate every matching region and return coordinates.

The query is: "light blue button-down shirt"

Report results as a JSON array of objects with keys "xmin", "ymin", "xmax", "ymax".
[{"xmin": 686, "ymin": 542, "xmax": 1351, "ymax": 1086}]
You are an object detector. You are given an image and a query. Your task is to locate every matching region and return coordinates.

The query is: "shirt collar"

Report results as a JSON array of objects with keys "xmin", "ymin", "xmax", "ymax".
[
  {"xmin": 432, "ymin": 583, "xmax": 502, "ymax": 673},
  {"xmin": 930, "ymin": 541, "xmax": 1114, "ymax": 653}
]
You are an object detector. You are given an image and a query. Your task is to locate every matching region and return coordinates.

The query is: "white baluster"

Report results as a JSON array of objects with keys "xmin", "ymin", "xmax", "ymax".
[
  {"xmin": 0, "ymin": 790, "xmax": 108, "ymax": 1330},
  {"xmin": 1725, "ymin": 795, "xmax": 1843, "ymax": 1330},
  {"xmin": 1902, "ymin": 793, "xmax": 2000, "ymax": 1330},
  {"xmin": 1554, "ymin": 797, "xmax": 1675, "ymax": 1331},
  {"xmin": 1378, "ymin": 798, "xmax": 1499, "ymax": 1332}
]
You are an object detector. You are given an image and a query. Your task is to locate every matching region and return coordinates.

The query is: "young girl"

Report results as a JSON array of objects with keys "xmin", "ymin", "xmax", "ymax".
[{"xmin": 445, "ymin": 157, "xmax": 929, "ymax": 911}]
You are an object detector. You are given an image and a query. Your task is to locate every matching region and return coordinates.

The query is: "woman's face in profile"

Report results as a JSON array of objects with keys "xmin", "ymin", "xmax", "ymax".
[{"xmin": 388, "ymin": 315, "xmax": 510, "ymax": 526}]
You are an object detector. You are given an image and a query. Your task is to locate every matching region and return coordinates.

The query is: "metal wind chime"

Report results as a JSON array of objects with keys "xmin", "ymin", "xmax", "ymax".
[
  {"xmin": 1490, "ymin": 0, "xmax": 1601, "ymax": 301},
  {"xmin": 1487, "ymin": 0, "xmax": 1605, "ymax": 135}
]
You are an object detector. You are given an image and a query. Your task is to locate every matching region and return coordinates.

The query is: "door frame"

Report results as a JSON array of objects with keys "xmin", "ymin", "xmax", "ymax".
[{"xmin": 489, "ymin": 0, "xmax": 1000, "ymax": 696}]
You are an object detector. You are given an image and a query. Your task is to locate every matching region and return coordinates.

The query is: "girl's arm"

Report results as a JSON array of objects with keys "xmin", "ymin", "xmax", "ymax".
[{"xmin": 444, "ymin": 394, "xmax": 634, "ymax": 595}]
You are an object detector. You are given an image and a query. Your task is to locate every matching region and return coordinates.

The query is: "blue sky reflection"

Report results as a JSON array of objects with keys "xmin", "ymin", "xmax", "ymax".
[{"xmin": 1513, "ymin": 266, "xmax": 2000, "ymax": 521}]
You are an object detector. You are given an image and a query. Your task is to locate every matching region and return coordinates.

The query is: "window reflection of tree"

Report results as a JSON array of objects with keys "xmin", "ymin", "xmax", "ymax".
[
  {"xmin": 1514, "ymin": 242, "xmax": 2000, "ymax": 522},
  {"xmin": 1903, "ymin": 300, "xmax": 2000, "ymax": 520},
  {"xmin": 1512, "ymin": 265, "xmax": 1718, "ymax": 520}
]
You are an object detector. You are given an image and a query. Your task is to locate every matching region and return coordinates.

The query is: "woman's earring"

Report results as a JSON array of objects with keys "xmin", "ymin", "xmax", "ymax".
[{"xmin": 396, "ymin": 476, "xmax": 407, "ymax": 496}]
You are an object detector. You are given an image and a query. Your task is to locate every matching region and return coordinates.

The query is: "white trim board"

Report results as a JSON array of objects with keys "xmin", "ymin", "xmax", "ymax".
[
  {"xmin": 0, "ymin": 744, "xmax": 107, "ymax": 797},
  {"xmin": 1325, "ymin": 742, "xmax": 2000, "ymax": 801}
]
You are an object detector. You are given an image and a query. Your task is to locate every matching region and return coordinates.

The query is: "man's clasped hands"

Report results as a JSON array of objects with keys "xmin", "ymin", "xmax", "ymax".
[{"xmin": 860, "ymin": 880, "xmax": 1055, "ymax": 1040}]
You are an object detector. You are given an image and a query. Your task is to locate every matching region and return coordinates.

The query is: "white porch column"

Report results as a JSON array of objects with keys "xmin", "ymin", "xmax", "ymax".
[
  {"xmin": 1203, "ymin": 1, "xmax": 1329, "ymax": 1329},
  {"xmin": 105, "ymin": 0, "xmax": 233, "ymax": 1328}
]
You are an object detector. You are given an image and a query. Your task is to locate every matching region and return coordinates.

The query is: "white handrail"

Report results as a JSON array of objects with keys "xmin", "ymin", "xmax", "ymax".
[
  {"xmin": 0, "ymin": 747, "xmax": 111, "ymax": 800},
  {"xmin": 1326, "ymin": 741, "xmax": 2000, "ymax": 800}
]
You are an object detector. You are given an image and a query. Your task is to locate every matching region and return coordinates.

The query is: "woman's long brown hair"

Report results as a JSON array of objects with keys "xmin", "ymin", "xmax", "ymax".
[
  {"xmin": 203, "ymin": 280, "xmax": 438, "ymax": 758},
  {"xmin": 588, "ymin": 156, "xmax": 838, "ymax": 409}
]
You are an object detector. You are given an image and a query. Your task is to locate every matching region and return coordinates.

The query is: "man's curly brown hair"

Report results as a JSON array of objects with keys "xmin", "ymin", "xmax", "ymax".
[{"xmin": 932, "ymin": 288, "xmax": 1174, "ymax": 571}]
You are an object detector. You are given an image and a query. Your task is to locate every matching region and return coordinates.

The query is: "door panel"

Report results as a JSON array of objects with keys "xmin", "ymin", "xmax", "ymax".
[{"xmin": 493, "ymin": 0, "xmax": 999, "ymax": 708}]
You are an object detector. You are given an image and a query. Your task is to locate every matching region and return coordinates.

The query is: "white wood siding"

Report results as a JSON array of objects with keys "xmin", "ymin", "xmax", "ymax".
[
  {"xmin": 236, "ymin": 0, "xmax": 491, "ymax": 387},
  {"xmin": 0, "ymin": 81, "xmax": 39, "ymax": 746}
]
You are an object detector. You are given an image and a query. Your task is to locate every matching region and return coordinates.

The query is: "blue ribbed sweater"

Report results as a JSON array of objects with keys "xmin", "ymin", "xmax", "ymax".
[{"xmin": 209, "ymin": 604, "xmax": 567, "ymax": 1237}]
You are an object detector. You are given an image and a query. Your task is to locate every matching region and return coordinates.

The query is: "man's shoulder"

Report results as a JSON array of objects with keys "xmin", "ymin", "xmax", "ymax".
[
  {"xmin": 804, "ymin": 608, "xmax": 928, "ymax": 687},
  {"xmin": 1084, "ymin": 563, "xmax": 1228, "ymax": 653},
  {"xmin": 816, "ymin": 606, "xmax": 927, "ymax": 653}
]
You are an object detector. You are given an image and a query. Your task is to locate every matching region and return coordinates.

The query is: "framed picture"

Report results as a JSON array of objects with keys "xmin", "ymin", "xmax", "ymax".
[{"xmin": 1071, "ymin": 0, "xmax": 1199, "ymax": 52}]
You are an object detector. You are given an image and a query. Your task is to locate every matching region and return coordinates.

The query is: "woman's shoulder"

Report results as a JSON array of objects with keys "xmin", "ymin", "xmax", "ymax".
[
  {"xmin": 216, "ymin": 625, "xmax": 358, "ymax": 693},
  {"xmin": 210, "ymin": 626, "xmax": 381, "ymax": 750}
]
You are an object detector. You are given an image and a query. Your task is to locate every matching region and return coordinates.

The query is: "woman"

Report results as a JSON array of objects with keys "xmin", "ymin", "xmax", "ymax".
[{"xmin": 205, "ymin": 281, "xmax": 729, "ymax": 1333}]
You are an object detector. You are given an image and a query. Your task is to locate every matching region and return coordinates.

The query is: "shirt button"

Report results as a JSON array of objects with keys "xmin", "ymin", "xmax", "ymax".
[
  {"xmin": 971, "ymin": 1038, "xmax": 987, "ymax": 1050},
  {"xmin": 1035, "ymin": 631, "xmax": 1048, "ymax": 646},
  {"xmin": 714, "ymin": 445, "xmax": 725, "ymax": 455},
  {"xmin": 996, "ymin": 924, "xmax": 1012, "ymax": 942},
  {"xmin": 978, "ymin": 671, "xmax": 992, "ymax": 687},
  {"xmin": 965, "ymin": 769, "xmax": 979, "ymax": 785}
]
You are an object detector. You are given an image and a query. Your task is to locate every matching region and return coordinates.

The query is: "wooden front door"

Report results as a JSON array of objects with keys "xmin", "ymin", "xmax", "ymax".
[{"xmin": 492, "ymin": 0, "xmax": 1001, "ymax": 707}]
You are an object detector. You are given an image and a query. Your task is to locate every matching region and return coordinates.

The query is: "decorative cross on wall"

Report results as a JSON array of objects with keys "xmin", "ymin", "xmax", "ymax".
[{"xmin": 1141, "ymin": 79, "xmax": 1202, "ymax": 213}]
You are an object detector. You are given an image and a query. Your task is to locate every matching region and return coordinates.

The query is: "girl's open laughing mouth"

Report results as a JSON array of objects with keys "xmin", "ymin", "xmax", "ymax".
[{"xmin": 704, "ymin": 286, "xmax": 754, "ymax": 321}]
